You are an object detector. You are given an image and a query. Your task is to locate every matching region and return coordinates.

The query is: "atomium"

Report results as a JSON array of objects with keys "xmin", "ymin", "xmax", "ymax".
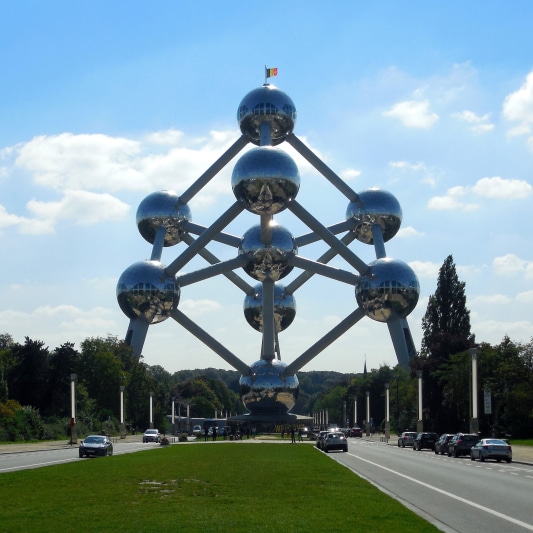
[{"xmin": 117, "ymin": 79, "xmax": 419, "ymax": 422}]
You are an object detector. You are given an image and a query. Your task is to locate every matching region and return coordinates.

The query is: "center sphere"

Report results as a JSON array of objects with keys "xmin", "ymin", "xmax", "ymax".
[{"xmin": 239, "ymin": 359, "xmax": 299, "ymax": 415}]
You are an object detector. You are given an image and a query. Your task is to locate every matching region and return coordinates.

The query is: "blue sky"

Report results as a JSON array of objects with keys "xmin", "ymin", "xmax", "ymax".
[{"xmin": 1, "ymin": 1, "xmax": 533, "ymax": 374}]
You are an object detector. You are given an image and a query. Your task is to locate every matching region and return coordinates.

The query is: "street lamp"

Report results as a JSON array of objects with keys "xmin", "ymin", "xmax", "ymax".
[
  {"xmin": 70, "ymin": 374, "xmax": 77, "ymax": 445},
  {"xmin": 120, "ymin": 385, "xmax": 126, "ymax": 439},
  {"xmin": 417, "ymin": 370, "xmax": 423, "ymax": 432},
  {"xmin": 365, "ymin": 391, "xmax": 370, "ymax": 436},
  {"xmin": 171, "ymin": 397, "xmax": 176, "ymax": 435},
  {"xmin": 385, "ymin": 383, "xmax": 390, "ymax": 441},
  {"xmin": 149, "ymin": 391, "xmax": 154, "ymax": 429},
  {"xmin": 469, "ymin": 348, "xmax": 479, "ymax": 434}
]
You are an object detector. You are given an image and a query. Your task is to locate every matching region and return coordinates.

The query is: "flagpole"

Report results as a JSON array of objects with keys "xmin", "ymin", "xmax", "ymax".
[{"xmin": 264, "ymin": 65, "xmax": 267, "ymax": 85}]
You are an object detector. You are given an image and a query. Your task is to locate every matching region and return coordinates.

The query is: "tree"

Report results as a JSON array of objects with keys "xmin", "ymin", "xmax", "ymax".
[{"xmin": 416, "ymin": 255, "xmax": 474, "ymax": 430}]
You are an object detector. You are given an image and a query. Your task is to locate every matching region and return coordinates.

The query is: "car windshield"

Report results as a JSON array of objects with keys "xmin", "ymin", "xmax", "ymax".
[
  {"xmin": 84, "ymin": 436, "xmax": 105, "ymax": 444},
  {"xmin": 328, "ymin": 433, "xmax": 342, "ymax": 439},
  {"xmin": 485, "ymin": 439, "xmax": 508, "ymax": 445},
  {"xmin": 145, "ymin": 430, "xmax": 157, "ymax": 434}
]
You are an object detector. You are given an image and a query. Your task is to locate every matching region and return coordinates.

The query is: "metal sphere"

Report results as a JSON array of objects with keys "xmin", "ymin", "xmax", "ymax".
[
  {"xmin": 239, "ymin": 223, "xmax": 297, "ymax": 281},
  {"xmin": 137, "ymin": 190, "xmax": 191, "ymax": 246},
  {"xmin": 244, "ymin": 283, "xmax": 296, "ymax": 332},
  {"xmin": 239, "ymin": 359, "xmax": 299, "ymax": 415},
  {"xmin": 355, "ymin": 258, "xmax": 419, "ymax": 323},
  {"xmin": 116, "ymin": 260, "xmax": 179, "ymax": 324},
  {"xmin": 237, "ymin": 84, "xmax": 297, "ymax": 146},
  {"xmin": 232, "ymin": 146, "xmax": 300, "ymax": 215},
  {"xmin": 346, "ymin": 188, "xmax": 402, "ymax": 244}
]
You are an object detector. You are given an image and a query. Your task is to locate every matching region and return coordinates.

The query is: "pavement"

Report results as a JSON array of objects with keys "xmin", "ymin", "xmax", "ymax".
[{"xmin": 1, "ymin": 433, "xmax": 532, "ymax": 465}]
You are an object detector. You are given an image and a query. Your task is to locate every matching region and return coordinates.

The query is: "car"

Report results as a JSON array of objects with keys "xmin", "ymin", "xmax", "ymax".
[
  {"xmin": 192, "ymin": 425, "xmax": 202, "ymax": 435},
  {"xmin": 397, "ymin": 431, "xmax": 417, "ymax": 448},
  {"xmin": 142, "ymin": 428, "xmax": 161, "ymax": 443},
  {"xmin": 434, "ymin": 433, "xmax": 455, "ymax": 455},
  {"xmin": 470, "ymin": 438, "xmax": 512, "ymax": 463},
  {"xmin": 413, "ymin": 432, "xmax": 439, "ymax": 451},
  {"xmin": 79, "ymin": 435, "xmax": 113, "ymax": 458},
  {"xmin": 447, "ymin": 433, "xmax": 479, "ymax": 457},
  {"xmin": 316, "ymin": 430, "xmax": 329, "ymax": 450},
  {"xmin": 323, "ymin": 431, "xmax": 348, "ymax": 453},
  {"xmin": 350, "ymin": 427, "xmax": 363, "ymax": 438}
]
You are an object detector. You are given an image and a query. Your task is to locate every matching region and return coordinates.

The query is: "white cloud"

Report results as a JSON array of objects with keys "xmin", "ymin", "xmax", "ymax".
[
  {"xmin": 454, "ymin": 110, "xmax": 491, "ymax": 123},
  {"xmin": 145, "ymin": 129, "xmax": 185, "ymax": 146},
  {"xmin": 503, "ymin": 70, "xmax": 533, "ymax": 136},
  {"xmin": 516, "ymin": 290, "xmax": 533, "ymax": 303},
  {"xmin": 397, "ymin": 226, "xmax": 422, "ymax": 238},
  {"xmin": 493, "ymin": 254, "xmax": 530, "ymax": 276},
  {"xmin": 27, "ymin": 190, "xmax": 130, "ymax": 226},
  {"xmin": 427, "ymin": 176, "xmax": 530, "ymax": 211},
  {"xmin": 471, "ymin": 176, "xmax": 532, "ymax": 199},
  {"xmin": 408, "ymin": 260, "xmax": 441, "ymax": 279},
  {"xmin": 340, "ymin": 168, "xmax": 361, "ymax": 181},
  {"xmin": 383, "ymin": 100, "xmax": 439, "ymax": 128}
]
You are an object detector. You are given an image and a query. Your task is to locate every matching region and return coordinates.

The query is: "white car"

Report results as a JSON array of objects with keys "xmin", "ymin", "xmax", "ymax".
[{"xmin": 142, "ymin": 428, "xmax": 161, "ymax": 443}]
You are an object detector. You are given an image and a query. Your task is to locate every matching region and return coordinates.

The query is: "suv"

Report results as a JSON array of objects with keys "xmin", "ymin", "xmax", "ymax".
[
  {"xmin": 397, "ymin": 431, "xmax": 417, "ymax": 448},
  {"xmin": 447, "ymin": 433, "xmax": 479, "ymax": 457},
  {"xmin": 413, "ymin": 432, "xmax": 439, "ymax": 451},
  {"xmin": 142, "ymin": 428, "xmax": 161, "ymax": 443}
]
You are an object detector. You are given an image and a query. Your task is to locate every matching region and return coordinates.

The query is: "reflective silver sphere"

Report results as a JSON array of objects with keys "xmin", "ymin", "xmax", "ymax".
[
  {"xmin": 346, "ymin": 188, "xmax": 402, "ymax": 244},
  {"xmin": 244, "ymin": 283, "xmax": 296, "ymax": 332},
  {"xmin": 137, "ymin": 190, "xmax": 191, "ymax": 246},
  {"xmin": 240, "ymin": 359, "xmax": 299, "ymax": 415},
  {"xmin": 116, "ymin": 260, "xmax": 180, "ymax": 324},
  {"xmin": 239, "ymin": 223, "xmax": 297, "ymax": 281},
  {"xmin": 356, "ymin": 258, "xmax": 419, "ymax": 323},
  {"xmin": 232, "ymin": 146, "xmax": 300, "ymax": 215},
  {"xmin": 237, "ymin": 84, "xmax": 297, "ymax": 145}
]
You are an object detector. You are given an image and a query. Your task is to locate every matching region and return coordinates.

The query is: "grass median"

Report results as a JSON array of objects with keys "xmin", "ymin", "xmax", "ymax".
[{"xmin": 0, "ymin": 442, "xmax": 439, "ymax": 532}]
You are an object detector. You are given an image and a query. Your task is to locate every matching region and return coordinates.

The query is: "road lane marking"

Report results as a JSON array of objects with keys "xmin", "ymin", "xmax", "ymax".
[
  {"xmin": 0, "ymin": 458, "xmax": 79, "ymax": 472},
  {"xmin": 347, "ymin": 452, "xmax": 533, "ymax": 531}
]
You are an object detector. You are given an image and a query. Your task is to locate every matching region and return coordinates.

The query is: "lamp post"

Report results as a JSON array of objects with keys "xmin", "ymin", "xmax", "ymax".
[
  {"xmin": 385, "ymin": 383, "xmax": 390, "ymax": 441},
  {"xmin": 171, "ymin": 397, "xmax": 176, "ymax": 435},
  {"xmin": 70, "ymin": 374, "xmax": 77, "ymax": 445},
  {"xmin": 149, "ymin": 391, "xmax": 154, "ymax": 429},
  {"xmin": 120, "ymin": 385, "xmax": 126, "ymax": 439},
  {"xmin": 365, "ymin": 391, "xmax": 370, "ymax": 436},
  {"xmin": 417, "ymin": 370, "xmax": 423, "ymax": 432},
  {"xmin": 469, "ymin": 348, "xmax": 479, "ymax": 434},
  {"xmin": 354, "ymin": 398, "xmax": 357, "ymax": 427}
]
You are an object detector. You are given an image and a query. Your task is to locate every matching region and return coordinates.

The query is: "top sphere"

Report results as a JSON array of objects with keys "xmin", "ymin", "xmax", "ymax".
[
  {"xmin": 346, "ymin": 188, "xmax": 402, "ymax": 244},
  {"xmin": 137, "ymin": 190, "xmax": 191, "ymax": 246},
  {"xmin": 237, "ymin": 85, "xmax": 297, "ymax": 146}
]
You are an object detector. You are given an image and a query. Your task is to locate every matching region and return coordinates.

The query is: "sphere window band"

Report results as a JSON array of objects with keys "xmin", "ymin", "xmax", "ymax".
[{"xmin": 117, "ymin": 81, "xmax": 419, "ymax": 418}]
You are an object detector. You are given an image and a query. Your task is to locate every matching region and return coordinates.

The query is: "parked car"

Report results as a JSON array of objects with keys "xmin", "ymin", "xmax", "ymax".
[
  {"xmin": 192, "ymin": 425, "xmax": 203, "ymax": 435},
  {"xmin": 447, "ymin": 433, "xmax": 479, "ymax": 457},
  {"xmin": 79, "ymin": 435, "xmax": 113, "ymax": 458},
  {"xmin": 434, "ymin": 433, "xmax": 455, "ymax": 455},
  {"xmin": 350, "ymin": 427, "xmax": 363, "ymax": 438},
  {"xmin": 413, "ymin": 432, "xmax": 439, "ymax": 451},
  {"xmin": 470, "ymin": 438, "xmax": 512, "ymax": 463},
  {"xmin": 323, "ymin": 431, "xmax": 348, "ymax": 453},
  {"xmin": 143, "ymin": 428, "xmax": 161, "ymax": 443},
  {"xmin": 397, "ymin": 431, "xmax": 417, "ymax": 448}
]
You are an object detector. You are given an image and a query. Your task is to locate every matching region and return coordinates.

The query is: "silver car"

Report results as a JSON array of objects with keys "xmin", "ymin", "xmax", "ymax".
[
  {"xmin": 397, "ymin": 431, "xmax": 417, "ymax": 448},
  {"xmin": 470, "ymin": 438, "xmax": 512, "ymax": 463}
]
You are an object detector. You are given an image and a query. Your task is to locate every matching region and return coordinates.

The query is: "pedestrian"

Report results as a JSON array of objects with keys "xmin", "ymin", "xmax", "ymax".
[
  {"xmin": 298, "ymin": 427, "xmax": 303, "ymax": 442},
  {"xmin": 212, "ymin": 426, "xmax": 218, "ymax": 441},
  {"xmin": 204, "ymin": 427, "xmax": 208, "ymax": 442},
  {"xmin": 281, "ymin": 427, "xmax": 285, "ymax": 439},
  {"xmin": 290, "ymin": 426, "xmax": 296, "ymax": 443}
]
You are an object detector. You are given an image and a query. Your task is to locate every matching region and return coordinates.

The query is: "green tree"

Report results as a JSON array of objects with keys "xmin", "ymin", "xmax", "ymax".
[{"xmin": 416, "ymin": 255, "xmax": 474, "ymax": 430}]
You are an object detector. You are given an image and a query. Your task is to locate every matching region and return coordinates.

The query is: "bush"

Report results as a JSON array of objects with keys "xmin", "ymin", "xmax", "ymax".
[{"xmin": 178, "ymin": 433, "xmax": 188, "ymax": 442}]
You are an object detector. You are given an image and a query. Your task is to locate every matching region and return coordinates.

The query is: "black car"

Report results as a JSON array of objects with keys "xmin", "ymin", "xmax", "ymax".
[
  {"xmin": 447, "ymin": 433, "xmax": 479, "ymax": 457},
  {"xmin": 79, "ymin": 435, "xmax": 113, "ymax": 458},
  {"xmin": 413, "ymin": 432, "xmax": 439, "ymax": 451},
  {"xmin": 434, "ymin": 433, "xmax": 455, "ymax": 455},
  {"xmin": 350, "ymin": 427, "xmax": 363, "ymax": 438}
]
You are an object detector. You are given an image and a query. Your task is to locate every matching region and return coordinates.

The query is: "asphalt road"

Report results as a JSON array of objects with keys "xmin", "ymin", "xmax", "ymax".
[{"xmin": 331, "ymin": 438, "xmax": 533, "ymax": 533}]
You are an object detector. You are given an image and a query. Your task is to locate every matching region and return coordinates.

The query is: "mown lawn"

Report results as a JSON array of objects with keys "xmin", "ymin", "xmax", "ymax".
[{"xmin": 0, "ymin": 442, "xmax": 439, "ymax": 532}]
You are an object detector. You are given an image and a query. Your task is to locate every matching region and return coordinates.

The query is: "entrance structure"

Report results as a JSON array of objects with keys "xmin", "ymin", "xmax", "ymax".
[{"xmin": 116, "ymin": 81, "xmax": 419, "ymax": 422}]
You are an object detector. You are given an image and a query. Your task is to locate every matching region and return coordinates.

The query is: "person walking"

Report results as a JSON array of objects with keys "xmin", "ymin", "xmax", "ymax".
[{"xmin": 290, "ymin": 426, "xmax": 296, "ymax": 443}]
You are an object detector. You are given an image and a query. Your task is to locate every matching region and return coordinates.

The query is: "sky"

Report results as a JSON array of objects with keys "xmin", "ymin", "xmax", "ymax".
[{"xmin": 1, "ymin": 1, "xmax": 533, "ymax": 375}]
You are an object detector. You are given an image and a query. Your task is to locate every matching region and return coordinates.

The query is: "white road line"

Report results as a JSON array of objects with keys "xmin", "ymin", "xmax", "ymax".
[
  {"xmin": 0, "ymin": 458, "xmax": 78, "ymax": 472},
  {"xmin": 347, "ymin": 452, "xmax": 533, "ymax": 531}
]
